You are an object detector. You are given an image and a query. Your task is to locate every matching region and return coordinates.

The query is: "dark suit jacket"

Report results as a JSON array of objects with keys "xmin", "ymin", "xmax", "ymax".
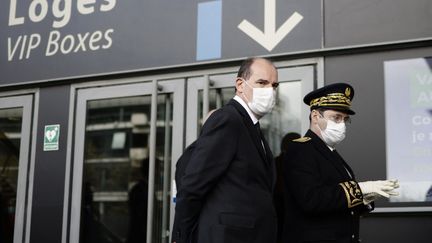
[
  {"xmin": 174, "ymin": 99, "xmax": 277, "ymax": 243},
  {"xmin": 172, "ymin": 141, "xmax": 196, "ymax": 242},
  {"xmin": 175, "ymin": 142, "xmax": 197, "ymax": 189},
  {"xmin": 282, "ymin": 130, "xmax": 371, "ymax": 243}
]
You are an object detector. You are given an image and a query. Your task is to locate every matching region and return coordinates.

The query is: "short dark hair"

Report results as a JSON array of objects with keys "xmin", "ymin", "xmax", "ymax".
[
  {"xmin": 236, "ymin": 57, "xmax": 275, "ymax": 92},
  {"xmin": 237, "ymin": 57, "xmax": 275, "ymax": 80},
  {"xmin": 237, "ymin": 57, "xmax": 256, "ymax": 80}
]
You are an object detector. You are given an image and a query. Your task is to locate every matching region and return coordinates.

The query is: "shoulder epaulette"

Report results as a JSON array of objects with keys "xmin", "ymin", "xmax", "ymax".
[{"xmin": 292, "ymin": 137, "xmax": 311, "ymax": 143}]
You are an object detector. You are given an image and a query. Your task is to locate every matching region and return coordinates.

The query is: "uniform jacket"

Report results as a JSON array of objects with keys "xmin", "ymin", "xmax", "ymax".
[
  {"xmin": 282, "ymin": 130, "xmax": 371, "ymax": 243},
  {"xmin": 174, "ymin": 99, "xmax": 277, "ymax": 243}
]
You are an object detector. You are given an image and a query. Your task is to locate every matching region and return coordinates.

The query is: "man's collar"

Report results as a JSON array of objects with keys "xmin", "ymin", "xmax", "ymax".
[{"xmin": 233, "ymin": 95, "xmax": 259, "ymax": 124}]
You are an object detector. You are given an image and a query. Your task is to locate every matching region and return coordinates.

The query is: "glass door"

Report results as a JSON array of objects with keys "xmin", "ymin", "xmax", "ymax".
[
  {"xmin": 186, "ymin": 63, "xmax": 316, "ymax": 155},
  {"xmin": 0, "ymin": 95, "xmax": 34, "ymax": 243},
  {"xmin": 69, "ymin": 79, "xmax": 184, "ymax": 243}
]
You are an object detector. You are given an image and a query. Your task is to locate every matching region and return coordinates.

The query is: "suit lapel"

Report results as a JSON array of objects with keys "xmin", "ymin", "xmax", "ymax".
[
  {"xmin": 307, "ymin": 130, "xmax": 352, "ymax": 180},
  {"xmin": 229, "ymin": 99, "xmax": 268, "ymax": 165}
]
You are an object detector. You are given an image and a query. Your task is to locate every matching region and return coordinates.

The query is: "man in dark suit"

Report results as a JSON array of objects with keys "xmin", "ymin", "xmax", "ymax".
[
  {"xmin": 173, "ymin": 57, "xmax": 279, "ymax": 243},
  {"xmin": 282, "ymin": 83, "xmax": 399, "ymax": 243}
]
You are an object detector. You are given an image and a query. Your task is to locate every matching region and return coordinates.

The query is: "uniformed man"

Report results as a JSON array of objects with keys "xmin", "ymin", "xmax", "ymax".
[{"xmin": 281, "ymin": 83, "xmax": 399, "ymax": 243}]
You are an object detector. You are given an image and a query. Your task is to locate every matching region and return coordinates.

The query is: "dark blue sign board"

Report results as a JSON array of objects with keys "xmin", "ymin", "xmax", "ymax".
[{"xmin": 0, "ymin": 0, "xmax": 321, "ymax": 86}]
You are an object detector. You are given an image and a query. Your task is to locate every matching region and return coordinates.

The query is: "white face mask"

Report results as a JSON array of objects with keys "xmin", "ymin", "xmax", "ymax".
[
  {"xmin": 243, "ymin": 81, "xmax": 276, "ymax": 117},
  {"xmin": 317, "ymin": 117, "xmax": 346, "ymax": 147}
]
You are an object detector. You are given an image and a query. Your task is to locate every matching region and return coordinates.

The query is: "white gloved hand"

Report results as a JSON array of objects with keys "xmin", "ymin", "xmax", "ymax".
[{"xmin": 358, "ymin": 179, "xmax": 399, "ymax": 204}]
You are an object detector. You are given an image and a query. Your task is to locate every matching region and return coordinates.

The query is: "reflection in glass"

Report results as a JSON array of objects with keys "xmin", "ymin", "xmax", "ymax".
[
  {"xmin": 80, "ymin": 94, "xmax": 174, "ymax": 243},
  {"xmin": 261, "ymin": 82, "xmax": 302, "ymax": 155},
  {"xmin": 0, "ymin": 108, "xmax": 22, "ymax": 243},
  {"xmin": 81, "ymin": 96, "xmax": 151, "ymax": 243}
]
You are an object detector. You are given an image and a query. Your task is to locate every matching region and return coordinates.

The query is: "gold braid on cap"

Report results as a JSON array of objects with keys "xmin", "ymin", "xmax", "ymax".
[{"xmin": 309, "ymin": 93, "xmax": 352, "ymax": 108}]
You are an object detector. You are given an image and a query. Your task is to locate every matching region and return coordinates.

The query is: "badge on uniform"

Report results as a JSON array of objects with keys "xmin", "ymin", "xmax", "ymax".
[{"xmin": 292, "ymin": 137, "xmax": 311, "ymax": 143}]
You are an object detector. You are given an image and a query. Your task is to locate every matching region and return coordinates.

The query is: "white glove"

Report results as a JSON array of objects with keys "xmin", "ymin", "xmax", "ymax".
[{"xmin": 358, "ymin": 179, "xmax": 399, "ymax": 204}]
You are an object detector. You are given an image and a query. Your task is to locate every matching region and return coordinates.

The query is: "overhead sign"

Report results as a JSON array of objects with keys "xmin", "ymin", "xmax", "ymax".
[
  {"xmin": 7, "ymin": 0, "xmax": 115, "ymax": 59},
  {"xmin": 0, "ymin": 0, "xmax": 321, "ymax": 86},
  {"xmin": 238, "ymin": 0, "xmax": 303, "ymax": 51}
]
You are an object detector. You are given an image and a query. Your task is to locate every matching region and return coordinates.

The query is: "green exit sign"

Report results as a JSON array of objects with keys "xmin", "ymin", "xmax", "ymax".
[{"xmin": 44, "ymin": 124, "xmax": 60, "ymax": 151}]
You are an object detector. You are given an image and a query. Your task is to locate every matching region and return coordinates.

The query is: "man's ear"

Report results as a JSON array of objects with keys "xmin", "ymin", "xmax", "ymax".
[
  {"xmin": 236, "ymin": 78, "xmax": 244, "ymax": 93},
  {"xmin": 310, "ymin": 110, "xmax": 319, "ymax": 123}
]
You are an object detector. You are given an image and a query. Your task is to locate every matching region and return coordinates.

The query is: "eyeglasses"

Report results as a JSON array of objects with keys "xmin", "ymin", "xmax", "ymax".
[{"xmin": 318, "ymin": 110, "xmax": 351, "ymax": 124}]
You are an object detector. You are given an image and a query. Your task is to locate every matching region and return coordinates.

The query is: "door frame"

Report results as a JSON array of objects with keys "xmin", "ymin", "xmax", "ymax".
[
  {"xmin": 0, "ymin": 91, "xmax": 38, "ymax": 243},
  {"xmin": 65, "ymin": 78, "xmax": 185, "ymax": 243}
]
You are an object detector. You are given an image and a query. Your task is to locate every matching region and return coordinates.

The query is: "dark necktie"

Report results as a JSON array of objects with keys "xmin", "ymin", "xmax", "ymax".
[
  {"xmin": 255, "ymin": 122, "xmax": 261, "ymax": 136},
  {"xmin": 255, "ymin": 122, "xmax": 266, "ymax": 154}
]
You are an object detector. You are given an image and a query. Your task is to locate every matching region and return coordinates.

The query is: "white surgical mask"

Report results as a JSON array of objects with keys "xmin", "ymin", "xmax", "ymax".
[
  {"xmin": 243, "ymin": 81, "xmax": 275, "ymax": 117},
  {"xmin": 317, "ymin": 117, "xmax": 346, "ymax": 147}
]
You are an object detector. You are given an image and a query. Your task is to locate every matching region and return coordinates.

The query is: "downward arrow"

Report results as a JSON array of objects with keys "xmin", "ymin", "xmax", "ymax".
[{"xmin": 238, "ymin": 0, "xmax": 303, "ymax": 52}]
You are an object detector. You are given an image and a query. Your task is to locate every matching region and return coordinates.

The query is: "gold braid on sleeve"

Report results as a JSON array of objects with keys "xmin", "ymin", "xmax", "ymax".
[{"xmin": 339, "ymin": 181, "xmax": 363, "ymax": 208}]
